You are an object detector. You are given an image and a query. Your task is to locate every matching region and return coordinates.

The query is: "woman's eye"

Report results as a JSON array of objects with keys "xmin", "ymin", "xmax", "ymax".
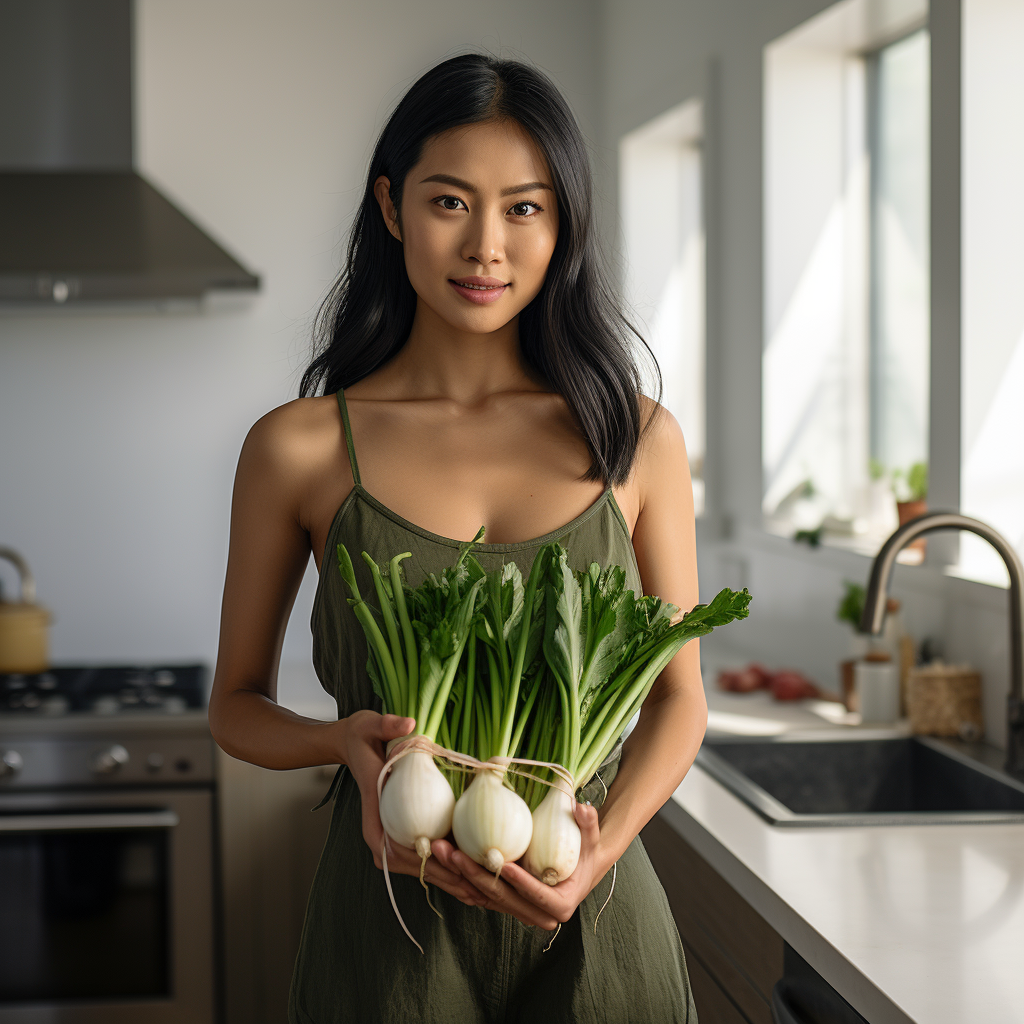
[
  {"xmin": 435, "ymin": 195, "xmax": 466, "ymax": 212},
  {"xmin": 510, "ymin": 201, "xmax": 543, "ymax": 218}
]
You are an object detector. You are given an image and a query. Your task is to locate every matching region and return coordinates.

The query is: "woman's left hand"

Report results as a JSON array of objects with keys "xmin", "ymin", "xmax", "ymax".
[{"xmin": 434, "ymin": 801, "xmax": 614, "ymax": 929}]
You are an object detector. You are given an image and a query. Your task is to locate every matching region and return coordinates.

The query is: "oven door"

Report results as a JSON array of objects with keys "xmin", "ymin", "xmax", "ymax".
[{"xmin": 0, "ymin": 786, "xmax": 216, "ymax": 1024}]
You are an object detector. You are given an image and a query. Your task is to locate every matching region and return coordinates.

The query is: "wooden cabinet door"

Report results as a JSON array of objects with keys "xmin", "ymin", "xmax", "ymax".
[
  {"xmin": 216, "ymin": 750, "xmax": 335, "ymax": 1024},
  {"xmin": 641, "ymin": 810, "xmax": 785, "ymax": 1024}
]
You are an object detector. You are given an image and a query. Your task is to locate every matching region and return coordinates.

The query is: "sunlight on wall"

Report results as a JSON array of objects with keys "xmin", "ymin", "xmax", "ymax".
[
  {"xmin": 763, "ymin": 23, "xmax": 870, "ymax": 527},
  {"xmin": 763, "ymin": 201, "xmax": 853, "ymax": 515}
]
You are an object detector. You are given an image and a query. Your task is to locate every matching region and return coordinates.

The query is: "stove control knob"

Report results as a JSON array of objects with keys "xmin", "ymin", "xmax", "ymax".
[
  {"xmin": 1, "ymin": 751, "xmax": 23, "ymax": 777},
  {"xmin": 42, "ymin": 694, "xmax": 70, "ymax": 716},
  {"xmin": 93, "ymin": 744, "xmax": 130, "ymax": 774}
]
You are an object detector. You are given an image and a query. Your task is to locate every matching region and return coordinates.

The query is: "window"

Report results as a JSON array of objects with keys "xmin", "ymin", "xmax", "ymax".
[
  {"xmin": 762, "ymin": 0, "xmax": 929, "ymax": 555},
  {"xmin": 868, "ymin": 29, "xmax": 930, "ymax": 492},
  {"xmin": 619, "ymin": 99, "xmax": 706, "ymax": 514}
]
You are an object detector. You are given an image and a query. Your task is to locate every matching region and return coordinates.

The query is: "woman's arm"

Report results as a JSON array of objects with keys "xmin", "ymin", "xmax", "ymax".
[
  {"xmin": 447, "ymin": 400, "xmax": 707, "ymax": 921},
  {"xmin": 207, "ymin": 407, "xmax": 344, "ymax": 769}
]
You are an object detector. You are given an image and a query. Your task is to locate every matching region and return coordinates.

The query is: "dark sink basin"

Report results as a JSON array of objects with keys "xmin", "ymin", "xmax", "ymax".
[{"xmin": 695, "ymin": 733, "xmax": 1024, "ymax": 826}]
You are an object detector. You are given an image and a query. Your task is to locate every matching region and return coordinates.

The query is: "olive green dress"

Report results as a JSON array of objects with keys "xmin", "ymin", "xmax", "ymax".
[{"xmin": 287, "ymin": 391, "xmax": 698, "ymax": 1024}]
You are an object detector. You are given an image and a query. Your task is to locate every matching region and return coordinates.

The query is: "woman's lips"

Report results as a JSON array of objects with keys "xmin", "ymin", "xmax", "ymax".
[{"xmin": 448, "ymin": 280, "xmax": 508, "ymax": 305}]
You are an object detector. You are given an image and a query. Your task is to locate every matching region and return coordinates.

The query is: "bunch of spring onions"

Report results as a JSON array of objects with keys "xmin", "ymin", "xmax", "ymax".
[{"xmin": 337, "ymin": 531, "xmax": 751, "ymax": 894}]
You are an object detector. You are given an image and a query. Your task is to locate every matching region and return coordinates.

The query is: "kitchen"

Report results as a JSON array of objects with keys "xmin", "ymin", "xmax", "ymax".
[{"xmin": 1, "ymin": 0, "xmax": 1022, "ymax": 1022}]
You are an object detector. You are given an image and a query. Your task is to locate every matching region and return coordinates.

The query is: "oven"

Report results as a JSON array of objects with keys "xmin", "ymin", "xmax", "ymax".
[{"xmin": 0, "ymin": 665, "xmax": 219, "ymax": 1024}]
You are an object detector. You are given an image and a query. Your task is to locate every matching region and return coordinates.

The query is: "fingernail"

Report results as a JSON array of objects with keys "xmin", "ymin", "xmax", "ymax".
[{"xmin": 585, "ymin": 800, "xmax": 592, "ymax": 807}]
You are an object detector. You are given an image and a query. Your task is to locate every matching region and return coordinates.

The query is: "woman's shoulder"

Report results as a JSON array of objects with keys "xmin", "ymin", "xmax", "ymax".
[
  {"xmin": 633, "ymin": 392, "xmax": 688, "ymax": 491},
  {"xmin": 246, "ymin": 393, "xmax": 338, "ymax": 440},
  {"xmin": 237, "ymin": 394, "xmax": 344, "ymax": 489},
  {"xmin": 636, "ymin": 393, "xmax": 684, "ymax": 457}
]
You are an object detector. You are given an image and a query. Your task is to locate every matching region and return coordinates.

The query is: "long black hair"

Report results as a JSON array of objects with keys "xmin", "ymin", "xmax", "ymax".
[{"xmin": 299, "ymin": 51, "xmax": 662, "ymax": 487}]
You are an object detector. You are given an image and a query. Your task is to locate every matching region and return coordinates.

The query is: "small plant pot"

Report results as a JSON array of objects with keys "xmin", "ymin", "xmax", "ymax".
[{"xmin": 897, "ymin": 500, "xmax": 928, "ymax": 562}]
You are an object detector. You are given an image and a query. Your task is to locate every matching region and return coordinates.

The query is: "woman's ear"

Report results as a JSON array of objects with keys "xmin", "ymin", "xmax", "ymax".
[{"xmin": 373, "ymin": 176, "xmax": 402, "ymax": 242}]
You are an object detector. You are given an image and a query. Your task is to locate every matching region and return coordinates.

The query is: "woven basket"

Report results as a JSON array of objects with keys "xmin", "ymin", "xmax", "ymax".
[{"xmin": 906, "ymin": 662, "xmax": 983, "ymax": 739}]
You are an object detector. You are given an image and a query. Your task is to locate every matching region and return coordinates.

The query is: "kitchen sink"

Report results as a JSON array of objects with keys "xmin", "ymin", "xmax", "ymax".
[{"xmin": 695, "ymin": 732, "xmax": 1024, "ymax": 826}]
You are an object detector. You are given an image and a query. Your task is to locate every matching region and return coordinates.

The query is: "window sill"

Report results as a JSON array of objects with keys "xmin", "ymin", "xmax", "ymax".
[
  {"xmin": 758, "ymin": 518, "xmax": 1012, "ymax": 590},
  {"xmin": 761, "ymin": 518, "xmax": 923, "ymax": 564},
  {"xmin": 702, "ymin": 520, "xmax": 1012, "ymax": 615}
]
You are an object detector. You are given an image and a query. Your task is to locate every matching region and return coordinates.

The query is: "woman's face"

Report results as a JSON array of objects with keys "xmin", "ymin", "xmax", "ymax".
[{"xmin": 374, "ymin": 119, "xmax": 559, "ymax": 334}]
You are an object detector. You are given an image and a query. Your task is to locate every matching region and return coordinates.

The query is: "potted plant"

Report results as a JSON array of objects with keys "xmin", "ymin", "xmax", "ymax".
[
  {"xmin": 893, "ymin": 460, "xmax": 927, "ymax": 519},
  {"xmin": 893, "ymin": 461, "xmax": 928, "ymax": 559}
]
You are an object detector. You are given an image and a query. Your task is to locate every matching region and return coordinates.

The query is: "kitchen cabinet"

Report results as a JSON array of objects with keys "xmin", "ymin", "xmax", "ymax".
[
  {"xmin": 641, "ymin": 810, "xmax": 785, "ymax": 1024},
  {"xmin": 216, "ymin": 748, "xmax": 334, "ymax": 1024}
]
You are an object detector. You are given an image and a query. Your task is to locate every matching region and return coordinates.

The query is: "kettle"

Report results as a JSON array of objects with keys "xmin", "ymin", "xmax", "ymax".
[{"xmin": 0, "ymin": 548, "xmax": 51, "ymax": 674}]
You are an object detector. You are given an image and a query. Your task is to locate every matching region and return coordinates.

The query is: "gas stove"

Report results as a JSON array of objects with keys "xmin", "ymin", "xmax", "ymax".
[{"xmin": 0, "ymin": 662, "xmax": 207, "ymax": 717}]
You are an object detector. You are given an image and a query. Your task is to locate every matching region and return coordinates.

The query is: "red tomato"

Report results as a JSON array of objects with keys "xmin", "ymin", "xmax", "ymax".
[{"xmin": 768, "ymin": 670, "xmax": 819, "ymax": 701}]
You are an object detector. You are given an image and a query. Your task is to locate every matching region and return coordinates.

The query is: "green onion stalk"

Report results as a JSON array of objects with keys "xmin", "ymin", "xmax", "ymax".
[
  {"xmin": 521, "ymin": 562, "xmax": 751, "ymax": 886},
  {"xmin": 336, "ymin": 532, "xmax": 487, "ymax": 742},
  {"xmin": 443, "ymin": 548, "xmax": 546, "ymax": 796},
  {"xmin": 537, "ymin": 545, "xmax": 752, "ymax": 805},
  {"xmin": 335, "ymin": 533, "xmax": 487, "ymax": 884}
]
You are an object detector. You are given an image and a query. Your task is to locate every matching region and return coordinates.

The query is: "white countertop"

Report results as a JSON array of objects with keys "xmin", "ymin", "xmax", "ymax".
[{"xmin": 667, "ymin": 662, "xmax": 1024, "ymax": 1024}]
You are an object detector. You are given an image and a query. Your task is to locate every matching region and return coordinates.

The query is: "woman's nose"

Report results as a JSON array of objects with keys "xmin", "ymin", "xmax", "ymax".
[{"xmin": 462, "ymin": 207, "xmax": 506, "ymax": 267}]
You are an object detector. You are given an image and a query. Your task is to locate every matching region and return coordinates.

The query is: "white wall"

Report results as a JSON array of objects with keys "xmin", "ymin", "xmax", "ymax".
[
  {"xmin": 0, "ymin": 0, "xmax": 602, "ymax": 706},
  {"xmin": 960, "ymin": 0, "xmax": 1024, "ymax": 585},
  {"xmin": 601, "ymin": 0, "xmax": 1017, "ymax": 748}
]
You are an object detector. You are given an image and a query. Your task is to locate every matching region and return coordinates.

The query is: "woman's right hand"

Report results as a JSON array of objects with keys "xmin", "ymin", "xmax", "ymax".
[{"xmin": 341, "ymin": 710, "xmax": 488, "ymax": 908}]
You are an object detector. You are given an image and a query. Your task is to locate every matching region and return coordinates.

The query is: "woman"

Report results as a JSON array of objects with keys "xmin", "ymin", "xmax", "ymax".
[{"xmin": 209, "ymin": 52, "xmax": 706, "ymax": 1024}]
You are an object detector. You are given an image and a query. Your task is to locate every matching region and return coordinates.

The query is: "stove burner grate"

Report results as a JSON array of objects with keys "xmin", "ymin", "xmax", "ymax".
[{"xmin": 0, "ymin": 663, "xmax": 207, "ymax": 716}]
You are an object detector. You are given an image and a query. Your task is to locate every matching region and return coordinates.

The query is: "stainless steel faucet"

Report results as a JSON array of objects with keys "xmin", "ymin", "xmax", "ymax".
[{"xmin": 860, "ymin": 512, "xmax": 1024, "ymax": 777}]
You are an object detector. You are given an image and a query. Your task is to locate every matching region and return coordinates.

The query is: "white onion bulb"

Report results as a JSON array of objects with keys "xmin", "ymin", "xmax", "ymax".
[
  {"xmin": 451, "ymin": 767, "xmax": 533, "ymax": 873},
  {"xmin": 522, "ymin": 786, "xmax": 582, "ymax": 885},
  {"xmin": 378, "ymin": 749, "xmax": 455, "ymax": 860}
]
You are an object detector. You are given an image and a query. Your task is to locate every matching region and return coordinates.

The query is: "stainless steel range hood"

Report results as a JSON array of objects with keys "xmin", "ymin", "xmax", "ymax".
[
  {"xmin": 0, "ymin": 0, "xmax": 260, "ymax": 306},
  {"xmin": 1, "ymin": 172, "xmax": 261, "ymax": 303}
]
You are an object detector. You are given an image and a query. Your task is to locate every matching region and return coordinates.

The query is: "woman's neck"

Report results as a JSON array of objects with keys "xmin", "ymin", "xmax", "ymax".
[{"xmin": 380, "ymin": 301, "xmax": 547, "ymax": 404}]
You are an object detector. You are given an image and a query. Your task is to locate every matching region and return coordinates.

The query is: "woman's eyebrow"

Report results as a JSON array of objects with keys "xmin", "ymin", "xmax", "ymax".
[{"xmin": 419, "ymin": 173, "xmax": 553, "ymax": 197}]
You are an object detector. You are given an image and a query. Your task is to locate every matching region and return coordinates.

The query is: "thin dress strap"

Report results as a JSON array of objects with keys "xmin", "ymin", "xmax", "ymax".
[{"xmin": 335, "ymin": 390, "xmax": 362, "ymax": 487}]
